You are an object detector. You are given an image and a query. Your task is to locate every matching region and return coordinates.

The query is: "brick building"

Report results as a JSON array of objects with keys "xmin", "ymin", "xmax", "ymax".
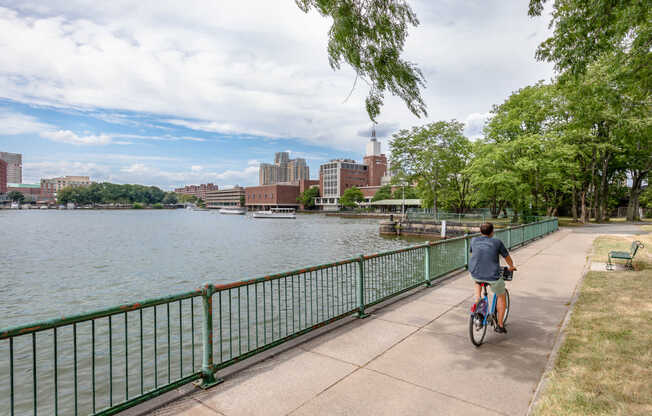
[
  {"xmin": 314, "ymin": 135, "xmax": 389, "ymax": 210},
  {"xmin": 0, "ymin": 159, "xmax": 6, "ymax": 194},
  {"xmin": 174, "ymin": 183, "xmax": 219, "ymax": 201},
  {"xmin": 7, "ymin": 183, "xmax": 42, "ymax": 202},
  {"xmin": 245, "ymin": 184, "xmax": 300, "ymax": 210}
]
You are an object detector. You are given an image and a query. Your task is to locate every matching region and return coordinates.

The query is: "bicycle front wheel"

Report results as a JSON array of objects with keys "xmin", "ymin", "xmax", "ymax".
[
  {"xmin": 502, "ymin": 289, "xmax": 510, "ymax": 325},
  {"xmin": 469, "ymin": 313, "xmax": 487, "ymax": 347}
]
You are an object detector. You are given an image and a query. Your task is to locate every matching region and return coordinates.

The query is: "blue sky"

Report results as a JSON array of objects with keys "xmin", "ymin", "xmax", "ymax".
[{"xmin": 0, "ymin": 1, "xmax": 554, "ymax": 189}]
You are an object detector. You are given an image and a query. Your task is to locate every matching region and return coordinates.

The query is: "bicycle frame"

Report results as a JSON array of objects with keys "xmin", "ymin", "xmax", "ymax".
[{"xmin": 480, "ymin": 285, "xmax": 498, "ymax": 327}]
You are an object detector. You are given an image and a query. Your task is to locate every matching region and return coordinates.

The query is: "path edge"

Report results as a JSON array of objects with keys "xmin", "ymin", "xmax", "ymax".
[{"xmin": 525, "ymin": 247, "xmax": 592, "ymax": 415}]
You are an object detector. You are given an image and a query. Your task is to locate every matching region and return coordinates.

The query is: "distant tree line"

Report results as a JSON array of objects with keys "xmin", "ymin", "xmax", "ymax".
[{"xmin": 57, "ymin": 182, "xmax": 180, "ymax": 205}]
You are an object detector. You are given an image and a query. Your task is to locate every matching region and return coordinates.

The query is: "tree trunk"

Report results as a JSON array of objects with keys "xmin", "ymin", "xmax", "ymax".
[
  {"xmin": 571, "ymin": 185, "xmax": 578, "ymax": 221},
  {"xmin": 580, "ymin": 190, "xmax": 588, "ymax": 224},
  {"xmin": 627, "ymin": 173, "xmax": 644, "ymax": 221},
  {"xmin": 598, "ymin": 153, "xmax": 611, "ymax": 222}
]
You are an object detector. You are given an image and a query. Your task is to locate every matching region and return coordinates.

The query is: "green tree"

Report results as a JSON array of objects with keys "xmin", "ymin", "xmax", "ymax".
[
  {"xmin": 390, "ymin": 120, "xmax": 467, "ymax": 213},
  {"xmin": 163, "ymin": 192, "xmax": 178, "ymax": 205},
  {"xmin": 8, "ymin": 191, "xmax": 24, "ymax": 203},
  {"xmin": 528, "ymin": 0, "xmax": 651, "ymax": 87},
  {"xmin": 391, "ymin": 186, "xmax": 418, "ymax": 200},
  {"xmin": 297, "ymin": 186, "xmax": 320, "ymax": 209},
  {"xmin": 371, "ymin": 184, "xmax": 392, "ymax": 202},
  {"xmin": 296, "ymin": 0, "xmax": 426, "ymax": 122},
  {"xmin": 340, "ymin": 186, "xmax": 364, "ymax": 208}
]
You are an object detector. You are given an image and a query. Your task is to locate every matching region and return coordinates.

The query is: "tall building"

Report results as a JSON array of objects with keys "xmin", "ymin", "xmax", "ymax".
[
  {"xmin": 0, "ymin": 159, "xmax": 7, "ymax": 194},
  {"xmin": 316, "ymin": 159, "xmax": 369, "ymax": 210},
  {"xmin": 41, "ymin": 176, "xmax": 92, "ymax": 197},
  {"xmin": 174, "ymin": 183, "xmax": 219, "ymax": 201},
  {"xmin": 0, "ymin": 152, "xmax": 22, "ymax": 183},
  {"xmin": 259, "ymin": 151, "xmax": 309, "ymax": 185},
  {"xmin": 363, "ymin": 129, "xmax": 387, "ymax": 187},
  {"xmin": 314, "ymin": 133, "xmax": 388, "ymax": 210}
]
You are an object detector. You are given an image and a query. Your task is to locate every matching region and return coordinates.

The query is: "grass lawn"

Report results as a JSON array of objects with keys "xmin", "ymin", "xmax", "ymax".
[
  {"xmin": 532, "ymin": 230, "xmax": 652, "ymax": 416},
  {"xmin": 557, "ymin": 217, "xmax": 652, "ymax": 228}
]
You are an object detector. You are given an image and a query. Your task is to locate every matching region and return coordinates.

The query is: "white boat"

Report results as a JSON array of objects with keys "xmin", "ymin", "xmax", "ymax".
[
  {"xmin": 10, "ymin": 202, "xmax": 19, "ymax": 209},
  {"xmin": 253, "ymin": 207, "xmax": 296, "ymax": 219},
  {"xmin": 219, "ymin": 207, "xmax": 247, "ymax": 215}
]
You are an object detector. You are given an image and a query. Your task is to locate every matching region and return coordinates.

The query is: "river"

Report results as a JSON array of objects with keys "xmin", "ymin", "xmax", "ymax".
[{"xmin": 1, "ymin": 209, "xmax": 423, "ymax": 329}]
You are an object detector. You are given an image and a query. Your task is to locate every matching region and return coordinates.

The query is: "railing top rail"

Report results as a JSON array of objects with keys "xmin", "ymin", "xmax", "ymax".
[
  {"xmin": 211, "ymin": 257, "xmax": 360, "ymax": 292},
  {"xmin": 0, "ymin": 288, "xmax": 202, "ymax": 339}
]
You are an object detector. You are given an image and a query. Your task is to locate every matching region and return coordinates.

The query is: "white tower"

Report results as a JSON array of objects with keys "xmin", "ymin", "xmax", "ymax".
[{"xmin": 365, "ymin": 126, "xmax": 381, "ymax": 156}]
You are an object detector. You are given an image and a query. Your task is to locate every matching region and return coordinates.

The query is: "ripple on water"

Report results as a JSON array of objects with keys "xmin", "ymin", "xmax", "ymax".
[{"xmin": 2, "ymin": 210, "xmax": 424, "ymax": 327}]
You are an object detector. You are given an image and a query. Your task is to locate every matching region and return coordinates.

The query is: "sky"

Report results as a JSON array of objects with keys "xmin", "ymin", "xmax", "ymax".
[{"xmin": 0, "ymin": 1, "xmax": 554, "ymax": 189}]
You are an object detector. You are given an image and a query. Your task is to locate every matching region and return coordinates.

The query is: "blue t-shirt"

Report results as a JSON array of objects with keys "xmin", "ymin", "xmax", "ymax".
[{"xmin": 469, "ymin": 236, "xmax": 509, "ymax": 281}]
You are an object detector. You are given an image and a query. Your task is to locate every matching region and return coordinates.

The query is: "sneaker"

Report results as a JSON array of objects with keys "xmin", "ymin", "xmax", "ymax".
[{"xmin": 494, "ymin": 325, "xmax": 507, "ymax": 334}]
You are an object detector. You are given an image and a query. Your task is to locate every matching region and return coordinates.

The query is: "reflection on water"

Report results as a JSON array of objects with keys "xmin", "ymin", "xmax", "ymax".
[{"xmin": 0, "ymin": 210, "xmax": 423, "ymax": 328}]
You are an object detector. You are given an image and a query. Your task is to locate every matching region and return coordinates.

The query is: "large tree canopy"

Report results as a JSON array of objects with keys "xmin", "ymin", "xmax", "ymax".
[
  {"xmin": 296, "ymin": 0, "xmax": 426, "ymax": 121},
  {"xmin": 529, "ymin": 0, "xmax": 651, "ymax": 89}
]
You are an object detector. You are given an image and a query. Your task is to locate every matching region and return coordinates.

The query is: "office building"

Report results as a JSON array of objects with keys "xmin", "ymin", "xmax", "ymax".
[
  {"xmin": 259, "ymin": 152, "xmax": 309, "ymax": 185},
  {"xmin": 174, "ymin": 183, "xmax": 219, "ymax": 201},
  {"xmin": 41, "ymin": 176, "xmax": 92, "ymax": 198},
  {"xmin": 315, "ymin": 159, "xmax": 369, "ymax": 210},
  {"xmin": 314, "ymin": 134, "xmax": 387, "ymax": 210},
  {"xmin": 0, "ymin": 152, "xmax": 22, "ymax": 183},
  {"xmin": 205, "ymin": 186, "xmax": 245, "ymax": 209},
  {"xmin": 0, "ymin": 159, "xmax": 6, "ymax": 194}
]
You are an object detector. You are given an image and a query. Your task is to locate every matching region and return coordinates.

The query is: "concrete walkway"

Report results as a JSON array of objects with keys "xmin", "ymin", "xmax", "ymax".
[{"xmin": 136, "ymin": 227, "xmax": 615, "ymax": 416}]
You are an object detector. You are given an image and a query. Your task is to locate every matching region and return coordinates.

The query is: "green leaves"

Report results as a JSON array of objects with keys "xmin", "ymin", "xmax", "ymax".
[
  {"xmin": 296, "ymin": 0, "xmax": 426, "ymax": 121},
  {"xmin": 297, "ymin": 186, "xmax": 320, "ymax": 208},
  {"xmin": 340, "ymin": 186, "xmax": 364, "ymax": 207},
  {"xmin": 529, "ymin": 0, "xmax": 651, "ymax": 91}
]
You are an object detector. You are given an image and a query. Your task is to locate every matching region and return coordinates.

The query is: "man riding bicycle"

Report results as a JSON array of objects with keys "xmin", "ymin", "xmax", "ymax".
[{"xmin": 470, "ymin": 223, "xmax": 516, "ymax": 333}]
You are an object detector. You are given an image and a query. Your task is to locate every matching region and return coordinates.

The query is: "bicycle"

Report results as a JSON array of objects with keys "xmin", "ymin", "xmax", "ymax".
[{"xmin": 469, "ymin": 267, "xmax": 512, "ymax": 347}]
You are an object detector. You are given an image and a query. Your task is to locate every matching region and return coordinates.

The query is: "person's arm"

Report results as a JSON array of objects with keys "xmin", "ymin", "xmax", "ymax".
[
  {"xmin": 505, "ymin": 255, "xmax": 516, "ymax": 271},
  {"xmin": 499, "ymin": 241, "xmax": 516, "ymax": 271}
]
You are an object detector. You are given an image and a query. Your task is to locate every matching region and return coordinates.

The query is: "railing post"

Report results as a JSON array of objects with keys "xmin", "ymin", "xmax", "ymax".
[
  {"xmin": 357, "ymin": 255, "xmax": 369, "ymax": 318},
  {"xmin": 464, "ymin": 234, "xmax": 469, "ymax": 269},
  {"xmin": 507, "ymin": 226, "xmax": 512, "ymax": 249},
  {"xmin": 197, "ymin": 283, "xmax": 222, "ymax": 389},
  {"xmin": 424, "ymin": 242, "xmax": 432, "ymax": 286}
]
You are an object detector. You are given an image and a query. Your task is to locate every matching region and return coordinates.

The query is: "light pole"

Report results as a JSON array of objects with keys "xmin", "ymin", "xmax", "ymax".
[{"xmin": 400, "ymin": 181, "xmax": 407, "ymax": 218}]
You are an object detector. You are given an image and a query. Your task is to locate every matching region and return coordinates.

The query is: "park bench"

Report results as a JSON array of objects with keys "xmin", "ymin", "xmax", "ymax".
[{"xmin": 607, "ymin": 240, "xmax": 644, "ymax": 270}]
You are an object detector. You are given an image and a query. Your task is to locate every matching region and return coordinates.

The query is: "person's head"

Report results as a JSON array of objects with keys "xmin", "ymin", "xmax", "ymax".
[{"xmin": 480, "ymin": 222, "xmax": 494, "ymax": 237}]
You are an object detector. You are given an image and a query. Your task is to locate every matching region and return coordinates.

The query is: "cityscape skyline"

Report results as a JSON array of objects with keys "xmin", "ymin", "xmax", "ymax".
[{"xmin": 0, "ymin": 1, "xmax": 554, "ymax": 190}]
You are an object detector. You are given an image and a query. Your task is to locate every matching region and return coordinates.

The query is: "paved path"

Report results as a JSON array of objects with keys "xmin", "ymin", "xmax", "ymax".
[{"xmin": 135, "ymin": 225, "xmax": 638, "ymax": 416}]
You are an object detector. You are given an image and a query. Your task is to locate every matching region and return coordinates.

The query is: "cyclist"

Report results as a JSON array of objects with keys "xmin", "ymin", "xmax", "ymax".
[{"xmin": 469, "ymin": 223, "xmax": 516, "ymax": 333}]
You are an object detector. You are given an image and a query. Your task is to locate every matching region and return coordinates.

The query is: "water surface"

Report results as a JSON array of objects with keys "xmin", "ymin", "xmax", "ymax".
[{"xmin": 1, "ymin": 210, "xmax": 422, "ymax": 328}]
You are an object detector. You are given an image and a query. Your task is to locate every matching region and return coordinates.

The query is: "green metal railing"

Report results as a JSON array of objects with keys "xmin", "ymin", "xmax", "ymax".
[{"xmin": 0, "ymin": 218, "xmax": 558, "ymax": 416}]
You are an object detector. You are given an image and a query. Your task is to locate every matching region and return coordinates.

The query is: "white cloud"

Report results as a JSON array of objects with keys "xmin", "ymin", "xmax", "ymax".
[
  {"xmin": 0, "ymin": 1, "xmax": 554, "ymax": 153},
  {"xmin": 463, "ymin": 112, "xmax": 492, "ymax": 139},
  {"xmin": 40, "ymin": 129, "xmax": 113, "ymax": 145},
  {"xmin": 190, "ymin": 165, "xmax": 202, "ymax": 172},
  {"xmin": 0, "ymin": 109, "xmax": 53, "ymax": 134}
]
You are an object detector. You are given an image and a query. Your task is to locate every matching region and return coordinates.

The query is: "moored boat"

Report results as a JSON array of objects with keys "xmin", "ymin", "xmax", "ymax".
[{"xmin": 253, "ymin": 207, "xmax": 296, "ymax": 219}]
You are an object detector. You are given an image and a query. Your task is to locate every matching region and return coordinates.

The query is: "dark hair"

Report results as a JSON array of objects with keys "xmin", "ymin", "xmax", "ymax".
[{"xmin": 480, "ymin": 223, "xmax": 494, "ymax": 236}]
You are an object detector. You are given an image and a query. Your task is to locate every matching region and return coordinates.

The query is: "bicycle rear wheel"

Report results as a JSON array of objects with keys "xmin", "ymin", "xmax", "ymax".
[
  {"xmin": 469, "ymin": 313, "xmax": 487, "ymax": 347},
  {"xmin": 502, "ymin": 289, "xmax": 511, "ymax": 325}
]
